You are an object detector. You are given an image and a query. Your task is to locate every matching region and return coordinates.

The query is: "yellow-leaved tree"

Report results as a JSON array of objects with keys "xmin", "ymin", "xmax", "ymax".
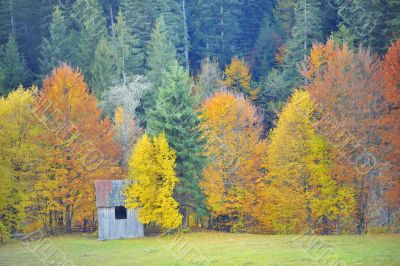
[
  {"xmin": 0, "ymin": 87, "xmax": 45, "ymax": 238},
  {"xmin": 199, "ymin": 91, "xmax": 267, "ymax": 232},
  {"xmin": 260, "ymin": 90, "xmax": 354, "ymax": 234},
  {"xmin": 125, "ymin": 133, "xmax": 182, "ymax": 229},
  {"xmin": 221, "ymin": 57, "xmax": 258, "ymax": 100}
]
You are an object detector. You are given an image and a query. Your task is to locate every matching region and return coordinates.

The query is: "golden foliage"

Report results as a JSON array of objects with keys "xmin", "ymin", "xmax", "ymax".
[
  {"xmin": 35, "ymin": 64, "xmax": 122, "ymax": 229},
  {"xmin": 0, "ymin": 87, "xmax": 44, "ymax": 236},
  {"xmin": 221, "ymin": 57, "xmax": 258, "ymax": 100},
  {"xmin": 260, "ymin": 90, "xmax": 354, "ymax": 234},
  {"xmin": 199, "ymin": 91, "xmax": 266, "ymax": 231},
  {"xmin": 125, "ymin": 133, "xmax": 182, "ymax": 229}
]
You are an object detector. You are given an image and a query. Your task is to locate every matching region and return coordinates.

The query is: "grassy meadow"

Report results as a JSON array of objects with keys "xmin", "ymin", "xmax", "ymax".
[{"xmin": 0, "ymin": 232, "xmax": 399, "ymax": 265}]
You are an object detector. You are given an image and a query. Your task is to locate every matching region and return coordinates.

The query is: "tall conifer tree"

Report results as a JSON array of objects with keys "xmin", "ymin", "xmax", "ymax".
[
  {"xmin": 147, "ymin": 62, "xmax": 206, "ymax": 224},
  {"xmin": 39, "ymin": 6, "xmax": 71, "ymax": 77},
  {"xmin": 0, "ymin": 35, "xmax": 30, "ymax": 95},
  {"xmin": 75, "ymin": 0, "xmax": 108, "ymax": 85},
  {"xmin": 112, "ymin": 10, "xmax": 143, "ymax": 78}
]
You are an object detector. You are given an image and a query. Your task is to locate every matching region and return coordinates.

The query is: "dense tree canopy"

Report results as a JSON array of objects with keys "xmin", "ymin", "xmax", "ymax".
[
  {"xmin": 0, "ymin": 0, "xmax": 398, "ymax": 236},
  {"xmin": 125, "ymin": 133, "xmax": 182, "ymax": 229},
  {"xmin": 199, "ymin": 91, "xmax": 266, "ymax": 231},
  {"xmin": 35, "ymin": 64, "xmax": 121, "ymax": 232},
  {"xmin": 147, "ymin": 62, "xmax": 206, "ymax": 224}
]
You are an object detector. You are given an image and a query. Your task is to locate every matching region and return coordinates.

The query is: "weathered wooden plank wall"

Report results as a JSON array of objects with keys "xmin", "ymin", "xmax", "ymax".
[{"xmin": 98, "ymin": 207, "xmax": 144, "ymax": 240}]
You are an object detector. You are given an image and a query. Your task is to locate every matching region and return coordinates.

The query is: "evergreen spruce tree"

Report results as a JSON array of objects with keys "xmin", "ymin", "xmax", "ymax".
[
  {"xmin": 121, "ymin": 0, "xmax": 155, "ymax": 64},
  {"xmin": 330, "ymin": 25, "xmax": 356, "ymax": 50},
  {"xmin": 122, "ymin": 0, "xmax": 185, "ymax": 68},
  {"xmin": 112, "ymin": 10, "xmax": 143, "ymax": 78},
  {"xmin": 239, "ymin": 0, "xmax": 273, "ymax": 56},
  {"xmin": 137, "ymin": 16, "xmax": 177, "ymax": 127},
  {"xmin": 337, "ymin": 0, "xmax": 390, "ymax": 53},
  {"xmin": 273, "ymin": 0, "xmax": 296, "ymax": 40},
  {"xmin": 0, "ymin": 35, "xmax": 30, "ymax": 95},
  {"xmin": 147, "ymin": 62, "xmax": 206, "ymax": 224},
  {"xmin": 388, "ymin": 0, "xmax": 400, "ymax": 42},
  {"xmin": 39, "ymin": 5, "xmax": 71, "ymax": 77},
  {"xmin": 0, "ymin": 0, "xmax": 42, "ymax": 77},
  {"xmin": 0, "ymin": 0, "xmax": 14, "ymax": 45},
  {"xmin": 100, "ymin": 0, "xmax": 119, "ymax": 29},
  {"xmin": 285, "ymin": 0, "xmax": 323, "ymax": 72},
  {"xmin": 252, "ymin": 16, "xmax": 281, "ymax": 79},
  {"xmin": 39, "ymin": 0, "xmax": 60, "ymax": 39},
  {"xmin": 320, "ymin": 0, "xmax": 339, "ymax": 38},
  {"xmin": 189, "ymin": 0, "xmax": 242, "ymax": 66},
  {"xmin": 75, "ymin": 0, "xmax": 108, "ymax": 86},
  {"xmin": 146, "ymin": 16, "xmax": 177, "ymax": 89},
  {"xmin": 256, "ymin": 67, "xmax": 289, "ymax": 133},
  {"xmin": 280, "ymin": 0, "xmax": 324, "ymax": 95},
  {"xmin": 90, "ymin": 38, "xmax": 118, "ymax": 98},
  {"xmin": 260, "ymin": 0, "xmax": 324, "ymax": 130}
]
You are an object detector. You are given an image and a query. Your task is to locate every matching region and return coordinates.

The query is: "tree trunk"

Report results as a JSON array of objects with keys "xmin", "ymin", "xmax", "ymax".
[
  {"xmin": 65, "ymin": 205, "xmax": 72, "ymax": 233},
  {"xmin": 109, "ymin": 4, "xmax": 115, "ymax": 39},
  {"xmin": 182, "ymin": 0, "xmax": 190, "ymax": 72},
  {"xmin": 336, "ymin": 214, "xmax": 342, "ymax": 234},
  {"xmin": 322, "ymin": 215, "xmax": 329, "ymax": 235},
  {"xmin": 356, "ymin": 179, "xmax": 368, "ymax": 234},
  {"xmin": 92, "ymin": 211, "xmax": 96, "ymax": 230},
  {"xmin": 181, "ymin": 207, "xmax": 190, "ymax": 228},
  {"xmin": 9, "ymin": 0, "xmax": 15, "ymax": 35},
  {"xmin": 220, "ymin": 4, "xmax": 224, "ymax": 52},
  {"xmin": 83, "ymin": 219, "xmax": 88, "ymax": 232},
  {"xmin": 306, "ymin": 202, "xmax": 312, "ymax": 234}
]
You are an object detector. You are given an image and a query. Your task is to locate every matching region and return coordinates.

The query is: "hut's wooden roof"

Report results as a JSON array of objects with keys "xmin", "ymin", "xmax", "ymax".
[{"xmin": 95, "ymin": 180, "xmax": 132, "ymax": 207}]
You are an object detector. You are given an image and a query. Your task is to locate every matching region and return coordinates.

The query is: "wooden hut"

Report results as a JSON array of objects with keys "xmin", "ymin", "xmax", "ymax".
[{"xmin": 95, "ymin": 180, "xmax": 144, "ymax": 240}]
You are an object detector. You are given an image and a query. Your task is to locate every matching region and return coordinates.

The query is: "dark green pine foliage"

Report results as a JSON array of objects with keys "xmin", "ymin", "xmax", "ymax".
[
  {"xmin": 252, "ymin": 16, "xmax": 282, "ymax": 79},
  {"xmin": 0, "ymin": 0, "xmax": 41, "ymax": 79},
  {"xmin": 39, "ymin": 6, "xmax": 72, "ymax": 77},
  {"xmin": 90, "ymin": 38, "xmax": 118, "ymax": 98},
  {"xmin": 257, "ymin": 69, "xmax": 287, "ymax": 132},
  {"xmin": 100, "ymin": 0, "xmax": 120, "ymax": 28},
  {"xmin": 147, "ymin": 62, "xmax": 207, "ymax": 223},
  {"xmin": 387, "ymin": 0, "xmax": 400, "ymax": 42},
  {"xmin": 0, "ymin": 0, "xmax": 13, "ymax": 45},
  {"xmin": 38, "ymin": 0, "xmax": 59, "ymax": 39},
  {"xmin": 138, "ymin": 16, "xmax": 177, "ymax": 127},
  {"xmin": 121, "ymin": 0, "xmax": 185, "ymax": 68},
  {"xmin": 273, "ymin": 0, "xmax": 296, "ymax": 40},
  {"xmin": 337, "ymin": 0, "xmax": 390, "ymax": 53},
  {"xmin": 239, "ymin": 0, "xmax": 274, "ymax": 56},
  {"xmin": 259, "ymin": 0, "xmax": 324, "ymax": 130},
  {"xmin": 121, "ymin": 0, "xmax": 154, "ymax": 63},
  {"xmin": 281, "ymin": 0, "xmax": 324, "ymax": 93},
  {"xmin": 0, "ymin": 35, "xmax": 30, "ymax": 95},
  {"xmin": 112, "ymin": 10, "xmax": 143, "ymax": 77},
  {"xmin": 320, "ymin": 0, "xmax": 339, "ymax": 38},
  {"xmin": 91, "ymin": 10, "xmax": 144, "ymax": 99},
  {"xmin": 330, "ymin": 24, "xmax": 356, "ymax": 50},
  {"xmin": 74, "ymin": 0, "xmax": 108, "ymax": 87},
  {"xmin": 189, "ymin": 0, "xmax": 242, "ymax": 66},
  {"xmin": 146, "ymin": 16, "xmax": 177, "ymax": 90}
]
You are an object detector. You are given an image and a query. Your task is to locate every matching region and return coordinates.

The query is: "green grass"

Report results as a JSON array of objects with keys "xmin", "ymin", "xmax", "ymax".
[{"xmin": 0, "ymin": 232, "xmax": 399, "ymax": 265}]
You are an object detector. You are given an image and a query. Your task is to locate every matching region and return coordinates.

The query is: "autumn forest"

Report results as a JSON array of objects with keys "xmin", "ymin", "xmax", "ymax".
[{"xmin": 0, "ymin": 0, "xmax": 399, "ymax": 242}]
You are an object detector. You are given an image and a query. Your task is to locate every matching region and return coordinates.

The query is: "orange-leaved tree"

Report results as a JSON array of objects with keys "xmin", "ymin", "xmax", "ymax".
[
  {"xmin": 380, "ymin": 39, "xmax": 400, "ymax": 215},
  {"xmin": 199, "ymin": 91, "xmax": 267, "ymax": 232},
  {"xmin": 303, "ymin": 40, "xmax": 387, "ymax": 233},
  {"xmin": 35, "ymin": 64, "xmax": 122, "ymax": 231}
]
